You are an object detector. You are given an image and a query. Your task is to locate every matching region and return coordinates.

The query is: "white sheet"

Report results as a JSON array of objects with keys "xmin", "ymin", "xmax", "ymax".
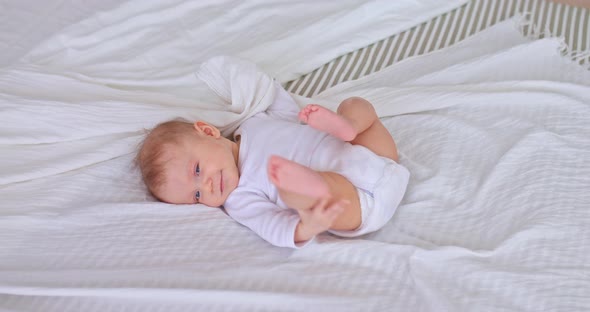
[{"xmin": 2, "ymin": 2, "xmax": 590, "ymax": 312}]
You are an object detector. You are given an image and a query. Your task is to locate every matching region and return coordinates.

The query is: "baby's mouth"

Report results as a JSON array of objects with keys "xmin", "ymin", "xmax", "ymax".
[{"xmin": 220, "ymin": 171, "xmax": 224, "ymax": 193}]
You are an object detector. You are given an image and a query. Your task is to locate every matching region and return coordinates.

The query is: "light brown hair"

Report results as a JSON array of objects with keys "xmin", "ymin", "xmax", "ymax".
[{"xmin": 136, "ymin": 120, "xmax": 194, "ymax": 199}]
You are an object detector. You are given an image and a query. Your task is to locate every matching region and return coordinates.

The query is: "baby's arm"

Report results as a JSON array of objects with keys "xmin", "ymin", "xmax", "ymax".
[
  {"xmin": 294, "ymin": 198, "xmax": 348, "ymax": 243},
  {"xmin": 224, "ymin": 188, "xmax": 309, "ymax": 248}
]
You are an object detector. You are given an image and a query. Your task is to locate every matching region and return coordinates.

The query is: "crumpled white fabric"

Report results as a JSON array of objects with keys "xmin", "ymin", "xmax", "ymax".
[
  {"xmin": 0, "ymin": 0, "xmax": 467, "ymax": 185},
  {"xmin": 196, "ymin": 56, "xmax": 278, "ymax": 136},
  {"xmin": 1, "ymin": 1, "xmax": 590, "ymax": 310}
]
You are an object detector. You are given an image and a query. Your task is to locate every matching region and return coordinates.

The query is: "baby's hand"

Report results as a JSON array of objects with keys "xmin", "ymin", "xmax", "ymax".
[{"xmin": 295, "ymin": 198, "xmax": 348, "ymax": 243}]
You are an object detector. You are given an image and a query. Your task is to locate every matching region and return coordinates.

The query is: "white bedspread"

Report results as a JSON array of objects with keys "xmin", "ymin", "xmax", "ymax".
[
  {"xmin": 0, "ymin": 0, "xmax": 466, "ymax": 185},
  {"xmin": 2, "ymin": 1, "xmax": 590, "ymax": 311}
]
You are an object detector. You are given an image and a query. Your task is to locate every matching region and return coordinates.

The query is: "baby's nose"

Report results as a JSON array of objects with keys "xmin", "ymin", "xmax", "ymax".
[
  {"xmin": 207, "ymin": 177, "xmax": 213, "ymax": 193},
  {"xmin": 197, "ymin": 176, "xmax": 213, "ymax": 193}
]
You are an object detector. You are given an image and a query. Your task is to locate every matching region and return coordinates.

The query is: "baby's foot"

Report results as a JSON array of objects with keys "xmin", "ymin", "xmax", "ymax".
[
  {"xmin": 267, "ymin": 155, "xmax": 330, "ymax": 198},
  {"xmin": 298, "ymin": 104, "xmax": 357, "ymax": 141}
]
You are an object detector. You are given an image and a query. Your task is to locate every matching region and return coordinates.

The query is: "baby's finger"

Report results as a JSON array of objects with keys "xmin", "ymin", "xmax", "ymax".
[
  {"xmin": 312, "ymin": 197, "xmax": 330, "ymax": 211},
  {"xmin": 337, "ymin": 199, "xmax": 351, "ymax": 207},
  {"xmin": 326, "ymin": 202, "xmax": 344, "ymax": 216},
  {"xmin": 318, "ymin": 197, "xmax": 330, "ymax": 207},
  {"xmin": 331, "ymin": 199, "xmax": 348, "ymax": 209},
  {"xmin": 307, "ymin": 199, "xmax": 327, "ymax": 218}
]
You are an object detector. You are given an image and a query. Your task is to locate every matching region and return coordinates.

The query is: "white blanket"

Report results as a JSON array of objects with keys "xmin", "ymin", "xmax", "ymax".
[
  {"xmin": 0, "ymin": 0, "xmax": 467, "ymax": 185},
  {"xmin": 2, "ymin": 1, "xmax": 590, "ymax": 312}
]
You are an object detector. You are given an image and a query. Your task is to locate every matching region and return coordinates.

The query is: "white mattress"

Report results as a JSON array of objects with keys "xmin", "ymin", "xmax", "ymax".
[{"xmin": 1, "ymin": 1, "xmax": 589, "ymax": 311}]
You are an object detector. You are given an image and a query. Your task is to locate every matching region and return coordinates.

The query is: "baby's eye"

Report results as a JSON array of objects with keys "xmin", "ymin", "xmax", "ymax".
[
  {"xmin": 195, "ymin": 164, "xmax": 200, "ymax": 176},
  {"xmin": 195, "ymin": 191, "xmax": 201, "ymax": 202}
]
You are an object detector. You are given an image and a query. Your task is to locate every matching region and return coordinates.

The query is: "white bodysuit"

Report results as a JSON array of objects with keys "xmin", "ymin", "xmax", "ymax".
[{"xmin": 224, "ymin": 84, "xmax": 410, "ymax": 248}]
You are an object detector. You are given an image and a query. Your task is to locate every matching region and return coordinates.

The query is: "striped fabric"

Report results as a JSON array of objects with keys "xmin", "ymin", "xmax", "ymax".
[{"xmin": 286, "ymin": 0, "xmax": 590, "ymax": 97}]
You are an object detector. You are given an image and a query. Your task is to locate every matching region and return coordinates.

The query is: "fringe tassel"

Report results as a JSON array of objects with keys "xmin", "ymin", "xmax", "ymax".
[{"xmin": 516, "ymin": 12, "xmax": 590, "ymax": 70}]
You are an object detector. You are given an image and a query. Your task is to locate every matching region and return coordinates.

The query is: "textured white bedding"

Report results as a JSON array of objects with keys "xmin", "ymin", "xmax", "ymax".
[
  {"xmin": 0, "ymin": 0, "xmax": 122, "ymax": 67},
  {"xmin": 0, "ymin": 0, "xmax": 466, "ymax": 184},
  {"xmin": 1, "ymin": 0, "xmax": 590, "ymax": 311}
]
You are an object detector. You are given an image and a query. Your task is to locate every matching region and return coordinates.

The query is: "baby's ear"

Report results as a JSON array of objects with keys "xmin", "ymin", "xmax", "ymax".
[{"xmin": 193, "ymin": 121, "xmax": 221, "ymax": 138}]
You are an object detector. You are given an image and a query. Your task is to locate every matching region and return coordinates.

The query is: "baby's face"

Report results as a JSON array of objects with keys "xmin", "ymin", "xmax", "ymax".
[{"xmin": 156, "ymin": 132, "xmax": 239, "ymax": 207}]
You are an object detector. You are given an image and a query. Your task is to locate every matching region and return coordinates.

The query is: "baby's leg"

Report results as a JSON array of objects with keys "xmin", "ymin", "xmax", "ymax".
[
  {"xmin": 339, "ymin": 97, "xmax": 399, "ymax": 161},
  {"xmin": 300, "ymin": 97, "xmax": 399, "ymax": 162},
  {"xmin": 299, "ymin": 105, "xmax": 357, "ymax": 141},
  {"xmin": 268, "ymin": 155, "xmax": 361, "ymax": 230}
]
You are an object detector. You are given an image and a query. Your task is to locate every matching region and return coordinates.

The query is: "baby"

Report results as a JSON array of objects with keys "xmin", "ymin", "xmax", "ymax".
[{"xmin": 137, "ymin": 84, "xmax": 409, "ymax": 248}]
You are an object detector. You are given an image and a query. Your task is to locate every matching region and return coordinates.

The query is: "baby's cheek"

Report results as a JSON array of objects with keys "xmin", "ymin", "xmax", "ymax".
[{"xmin": 205, "ymin": 197, "xmax": 223, "ymax": 208}]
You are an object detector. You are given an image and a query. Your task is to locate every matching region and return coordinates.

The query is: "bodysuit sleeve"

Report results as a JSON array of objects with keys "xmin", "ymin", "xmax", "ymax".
[{"xmin": 224, "ymin": 187, "xmax": 310, "ymax": 248}]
